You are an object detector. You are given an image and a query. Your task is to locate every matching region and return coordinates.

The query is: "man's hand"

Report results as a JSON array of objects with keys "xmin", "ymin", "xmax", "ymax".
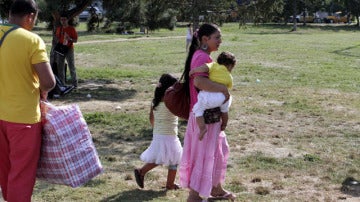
[{"xmin": 40, "ymin": 90, "xmax": 48, "ymax": 101}]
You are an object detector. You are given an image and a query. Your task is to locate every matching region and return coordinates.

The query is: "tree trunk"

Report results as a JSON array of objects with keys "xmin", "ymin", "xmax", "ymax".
[
  {"xmin": 192, "ymin": 0, "xmax": 199, "ymax": 30},
  {"xmin": 50, "ymin": 13, "xmax": 60, "ymax": 68},
  {"xmin": 292, "ymin": 0, "xmax": 297, "ymax": 31},
  {"xmin": 303, "ymin": 11, "xmax": 306, "ymax": 26},
  {"xmin": 49, "ymin": 1, "xmax": 92, "ymax": 67}
]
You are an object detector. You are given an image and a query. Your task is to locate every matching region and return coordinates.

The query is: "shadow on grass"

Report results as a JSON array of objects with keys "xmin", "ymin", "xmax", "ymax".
[
  {"xmin": 331, "ymin": 44, "xmax": 360, "ymax": 58},
  {"xmin": 51, "ymin": 79, "xmax": 137, "ymax": 103},
  {"xmin": 94, "ymin": 128, "xmax": 153, "ymax": 157},
  {"xmin": 100, "ymin": 189, "xmax": 167, "ymax": 202}
]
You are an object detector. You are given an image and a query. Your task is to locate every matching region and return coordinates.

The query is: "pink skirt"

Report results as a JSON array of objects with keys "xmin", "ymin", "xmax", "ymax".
[{"xmin": 179, "ymin": 112, "xmax": 229, "ymax": 198}]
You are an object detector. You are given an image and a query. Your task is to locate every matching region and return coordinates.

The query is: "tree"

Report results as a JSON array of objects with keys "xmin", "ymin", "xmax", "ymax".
[
  {"xmin": 103, "ymin": 0, "xmax": 144, "ymax": 26},
  {"xmin": 41, "ymin": 0, "xmax": 93, "ymax": 66},
  {"xmin": 145, "ymin": 0, "xmax": 177, "ymax": 31},
  {"xmin": 291, "ymin": 0, "xmax": 298, "ymax": 30},
  {"xmin": 0, "ymin": 0, "xmax": 92, "ymax": 71},
  {"xmin": 237, "ymin": 0, "xmax": 284, "ymax": 26},
  {"xmin": 345, "ymin": 0, "xmax": 360, "ymax": 26},
  {"xmin": 103, "ymin": 0, "xmax": 235, "ymax": 33},
  {"xmin": 181, "ymin": 0, "xmax": 234, "ymax": 29},
  {"xmin": 0, "ymin": 0, "xmax": 12, "ymax": 20}
]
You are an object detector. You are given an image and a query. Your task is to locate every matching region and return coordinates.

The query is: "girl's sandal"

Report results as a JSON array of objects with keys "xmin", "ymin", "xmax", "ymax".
[
  {"xmin": 165, "ymin": 183, "xmax": 181, "ymax": 190},
  {"xmin": 134, "ymin": 169, "xmax": 144, "ymax": 188}
]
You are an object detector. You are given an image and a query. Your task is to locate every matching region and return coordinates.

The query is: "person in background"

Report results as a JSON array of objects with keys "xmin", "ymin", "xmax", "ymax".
[
  {"xmin": 0, "ymin": 0, "xmax": 56, "ymax": 201},
  {"xmin": 55, "ymin": 13, "xmax": 78, "ymax": 88},
  {"xmin": 186, "ymin": 23, "xmax": 193, "ymax": 52},
  {"xmin": 134, "ymin": 74, "xmax": 183, "ymax": 190},
  {"xmin": 189, "ymin": 51, "xmax": 236, "ymax": 140},
  {"xmin": 179, "ymin": 23, "xmax": 236, "ymax": 202}
]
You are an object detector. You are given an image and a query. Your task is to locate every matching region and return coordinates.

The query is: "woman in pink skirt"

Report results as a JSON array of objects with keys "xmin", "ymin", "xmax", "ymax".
[{"xmin": 179, "ymin": 23, "xmax": 236, "ymax": 201}]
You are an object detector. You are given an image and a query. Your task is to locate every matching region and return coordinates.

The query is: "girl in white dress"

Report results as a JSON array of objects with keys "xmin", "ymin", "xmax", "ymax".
[{"xmin": 134, "ymin": 74, "xmax": 183, "ymax": 190}]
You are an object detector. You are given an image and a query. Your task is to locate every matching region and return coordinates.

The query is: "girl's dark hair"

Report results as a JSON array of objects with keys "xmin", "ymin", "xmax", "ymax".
[
  {"xmin": 182, "ymin": 23, "xmax": 219, "ymax": 95},
  {"xmin": 217, "ymin": 51, "xmax": 236, "ymax": 67},
  {"xmin": 152, "ymin": 74, "xmax": 177, "ymax": 110},
  {"xmin": 10, "ymin": 0, "xmax": 38, "ymax": 17}
]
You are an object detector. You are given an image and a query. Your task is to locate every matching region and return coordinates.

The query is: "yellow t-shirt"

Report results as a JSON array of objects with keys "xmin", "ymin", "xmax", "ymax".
[
  {"xmin": 207, "ymin": 62, "xmax": 233, "ymax": 89},
  {"xmin": 0, "ymin": 25, "xmax": 49, "ymax": 124}
]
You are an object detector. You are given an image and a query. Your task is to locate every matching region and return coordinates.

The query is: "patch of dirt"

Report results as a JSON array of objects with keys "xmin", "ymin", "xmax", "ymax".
[
  {"xmin": 243, "ymin": 141, "xmax": 306, "ymax": 158},
  {"xmin": 52, "ymin": 80, "xmax": 150, "ymax": 113}
]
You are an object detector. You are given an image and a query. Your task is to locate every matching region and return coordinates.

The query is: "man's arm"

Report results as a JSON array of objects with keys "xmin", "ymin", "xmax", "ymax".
[
  {"xmin": 70, "ymin": 27, "xmax": 78, "ymax": 43},
  {"xmin": 33, "ymin": 62, "xmax": 56, "ymax": 99}
]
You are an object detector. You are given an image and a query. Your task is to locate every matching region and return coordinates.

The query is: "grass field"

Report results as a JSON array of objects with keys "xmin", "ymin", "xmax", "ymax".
[{"xmin": 12, "ymin": 23, "xmax": 360, "ymax": 201}]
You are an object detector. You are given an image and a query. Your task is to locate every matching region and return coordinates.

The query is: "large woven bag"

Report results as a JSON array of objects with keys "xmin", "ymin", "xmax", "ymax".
[{"xmin": 37, "ymin": 101, "xmax": 103, "ymax": 188}]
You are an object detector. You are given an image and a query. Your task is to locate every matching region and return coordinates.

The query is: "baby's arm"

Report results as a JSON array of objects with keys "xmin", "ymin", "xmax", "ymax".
[{"xmin": 189, "ymin": 64, "xmax": 209, "ymax": 76}]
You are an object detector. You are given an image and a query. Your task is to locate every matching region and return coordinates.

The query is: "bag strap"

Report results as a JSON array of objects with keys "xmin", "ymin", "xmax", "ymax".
[
  {"xmin": 0, "ymin": 26, "xmax": 19, "ymax": 47},
  {"xmin": 179, "ymin": 73, "xmax": 184, "ymax": 82}
]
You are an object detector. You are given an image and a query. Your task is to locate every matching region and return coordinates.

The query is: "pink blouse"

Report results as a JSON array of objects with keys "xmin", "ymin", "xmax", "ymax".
[{"xmin": 189, "ymin": 50, "xmax": 213, "ymax": 110}]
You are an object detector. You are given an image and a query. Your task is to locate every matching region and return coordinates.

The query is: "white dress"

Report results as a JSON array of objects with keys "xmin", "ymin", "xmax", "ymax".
[{"xmin": 140, "ymin": 102, "xmax": 183, "ymax": 166}]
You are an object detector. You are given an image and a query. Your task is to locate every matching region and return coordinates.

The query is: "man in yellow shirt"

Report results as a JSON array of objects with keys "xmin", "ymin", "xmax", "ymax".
[{"xmin": 0, "ymin": 0, "xmax": 55, "ymax": 201}]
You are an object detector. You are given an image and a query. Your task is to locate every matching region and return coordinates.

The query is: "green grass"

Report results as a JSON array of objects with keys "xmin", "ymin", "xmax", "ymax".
[{"xmin": 25, "ymin": 22, "xmax": 360, "ymax": 201}]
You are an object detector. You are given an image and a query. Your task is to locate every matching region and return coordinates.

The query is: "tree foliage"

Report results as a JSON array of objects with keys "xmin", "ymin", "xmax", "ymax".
[
  {"xmin": 345, "ymin": 0, "xmax": 360, "ymax": 25},
  {"xmin": 42, "ymin": 0, "xmax": 92, "ymax": 24},
  {"xmin": 102, "ymin": 0, "xmax": 235, "ymax": 31},
  {"xmin": 237, "ymin": 0, "xmax": 285, "ymax": 25},
  {"xmin": 144, "ymin": 0, "xmax": 177, "ymax": 31},
  {"xmin": 1, "ymin": 0, "xmax": 359, "ymax": 28},
  {"xmin": 0, "ymin": 0, "xmax": 12, "ymax": 19},
  {"xmin": 103, "ymin": 0, "xmax": 143, "ymax": 25}
]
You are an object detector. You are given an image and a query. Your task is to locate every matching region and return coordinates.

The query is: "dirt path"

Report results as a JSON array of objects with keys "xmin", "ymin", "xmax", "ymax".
[{"xmin": 77, "ymin": 35, "xmax": 184, "ymax": 45}]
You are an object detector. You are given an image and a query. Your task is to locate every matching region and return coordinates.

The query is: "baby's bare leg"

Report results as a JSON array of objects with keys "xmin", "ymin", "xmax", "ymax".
[
  {"xmin": 221, "ymin": 112, "xmax": 228, "ymax": 131},
  {"xmin": 196, "ymin": 116, "xmax": 207, "ymax": 140}
]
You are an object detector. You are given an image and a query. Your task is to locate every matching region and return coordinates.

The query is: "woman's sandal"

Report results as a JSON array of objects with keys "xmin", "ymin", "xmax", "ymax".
[
  {"xmin": 187, "ymin": 189, "xmax": 203, "ymax": 202},
  {"xmin": 209, "ymin": 191, "xmax": 236, "ymax": 202},
  {"xmin": 134, "ymin": 169, "xmax": 144, "ymax": 188}
]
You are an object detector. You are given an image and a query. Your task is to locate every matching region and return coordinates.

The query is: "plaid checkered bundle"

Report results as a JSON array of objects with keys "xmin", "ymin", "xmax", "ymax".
[{"xmin": 37, "ymin": 102, "xmax": 103, "ymax": 188}]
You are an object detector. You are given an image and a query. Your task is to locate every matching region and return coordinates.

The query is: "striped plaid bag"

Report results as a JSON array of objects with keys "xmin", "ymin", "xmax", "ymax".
[{"xmin": 37, "ymin": 101, "xmax": 103, "ymax": 188}]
